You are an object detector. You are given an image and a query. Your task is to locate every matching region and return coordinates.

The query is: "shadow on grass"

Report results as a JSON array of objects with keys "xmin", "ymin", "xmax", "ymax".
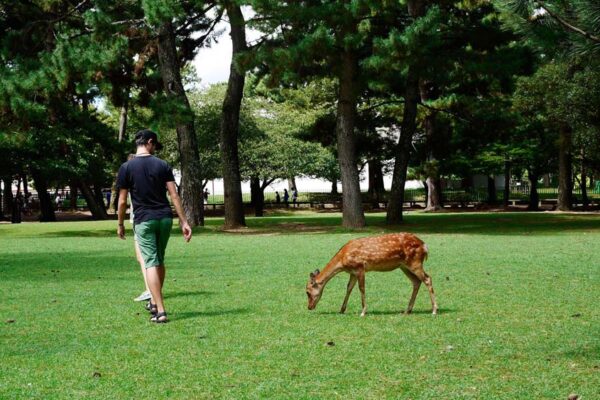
[
  {"xmin": 369, "ymin": 308, "xmax": 454, "ymax": 315},
  {"xmin": 12, "ymin": 211, "xmax": 600, "ymax": 239},
  {"xmin": 317, "ymin": 308, "xmax": 454, "ymax": 316},
  {"xmin": 18, "ymin": 229, "xmax": 117, "ymax": 238},
  {"xmin": 556, "ymin": 343, "xmax": 600, "ymax": 361},
  {"xmin": 173, "ymin": 307, "xmax": 251, "ymax": 321},
  {"xmin": 167, "ymin": 290, "xmax": 215, "ymax": 299}
]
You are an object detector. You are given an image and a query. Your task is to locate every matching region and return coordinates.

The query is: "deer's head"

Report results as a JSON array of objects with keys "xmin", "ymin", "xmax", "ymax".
[{"xmin": 306, "ymin": 269, "xmax": 323, "ymax": 310}]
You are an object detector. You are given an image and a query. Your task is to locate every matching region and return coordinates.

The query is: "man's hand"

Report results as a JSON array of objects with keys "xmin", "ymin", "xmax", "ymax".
[
  {"xmin": 181, "ymin": 222, "xmax": 192, "ymax": 242},
  {"xmin": 117, "ymin": 224, "xmax": 126, "ymax": 240}
]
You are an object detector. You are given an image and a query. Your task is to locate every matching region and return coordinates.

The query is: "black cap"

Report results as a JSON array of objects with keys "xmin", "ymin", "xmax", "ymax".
[{"xmin": 134, "ymin": 129, "xmax": 163, "ymax": 150}]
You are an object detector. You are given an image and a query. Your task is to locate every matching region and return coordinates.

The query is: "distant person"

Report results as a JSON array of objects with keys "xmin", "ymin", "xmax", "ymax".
[
  {"xmin": 203, "ymin": 188, "xmax": 209, "ymax": 204},
  {"xmin": 117, "ymin": 129, "xmax": 192, "ymax": 323},
  {"xmin": 55, "ymin": 194, "xmax": 61, "ymax": 211},
  {"xmin": 275, "ymin": 191, "xmax": 281, "ymax": 204},
  {"xmin": 292, "ymin": 187, "xmax": 298, "ymax": 207},
  {"xmin": 283, "ymin": 189, "xmax": 289, "ymax": 207}
]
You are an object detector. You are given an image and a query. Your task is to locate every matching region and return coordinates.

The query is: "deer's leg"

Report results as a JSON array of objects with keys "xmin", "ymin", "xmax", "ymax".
[
  {"xmin": 401, "ymin": 268, "xmax": 421, "ymax": 314},
  {"xmin": 340, "ymin": 274, "xmax": 357, "ymax": 314},
  {"xmin": 357, "ymin": 268, "xmax": 367, "ymax": 317},
  {"xmin": 413, "ymin": 269, "xmax": 438, "ymax": 315}
]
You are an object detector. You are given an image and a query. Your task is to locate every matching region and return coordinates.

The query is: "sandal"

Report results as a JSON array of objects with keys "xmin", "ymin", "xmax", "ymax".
[
  {"xmin": 145, "ymin": 301, "xmax": 157, "ymax": 315},
  {"xmin": 150, "ymin": 311, "xmax": 168, "ymax": 323}
]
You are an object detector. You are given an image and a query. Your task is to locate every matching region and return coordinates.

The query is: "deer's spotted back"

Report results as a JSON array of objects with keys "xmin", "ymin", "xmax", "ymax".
[{"xmin": 341, "ymin": 233, "xmax": 427, "ymax": 271}]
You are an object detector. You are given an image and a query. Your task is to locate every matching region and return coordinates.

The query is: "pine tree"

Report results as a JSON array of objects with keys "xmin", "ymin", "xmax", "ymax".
[{"xmin": 220, "ymin": 1, "xmax": 247, "ymax": 228}]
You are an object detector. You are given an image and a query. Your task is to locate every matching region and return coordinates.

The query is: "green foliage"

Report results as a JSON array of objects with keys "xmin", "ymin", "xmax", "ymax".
[
  {"xmin": 512, "ymin": 60, "xmax": 600, "ymax": 174},
  {"xmin": 141, "ymin": 0, "xmax": 186, "ymax": 26},
  {"xmin": 495, "ymin": 0, "xmax": 600, "ymax": 58},
  {"xmin": 188, "ymin": 80, "xmax": 337, "ymax": 185},
  {"xmin": 0, "ymin": 1, "xmax": 126, "ymax": 188}
]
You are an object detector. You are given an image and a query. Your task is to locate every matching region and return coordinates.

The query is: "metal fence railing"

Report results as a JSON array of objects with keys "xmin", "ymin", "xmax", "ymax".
[{"xmin": 14, "ymin": 185, "xmax": 600, "ymax": 212}]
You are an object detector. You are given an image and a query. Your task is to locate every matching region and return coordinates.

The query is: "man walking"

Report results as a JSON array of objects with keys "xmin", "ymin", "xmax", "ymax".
[{"xmin": 117, "ymin": 129, "xmax": 192, "ymax": 323}]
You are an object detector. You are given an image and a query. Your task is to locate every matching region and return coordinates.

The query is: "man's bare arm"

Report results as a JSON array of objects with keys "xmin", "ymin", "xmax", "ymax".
[
  {"xmin": 117, "ymin": 188, "xmax": 129, "ymax": 239},
  {"xmin": 167, "ymin": 181, "xmax": 192, "ymax": 242}
]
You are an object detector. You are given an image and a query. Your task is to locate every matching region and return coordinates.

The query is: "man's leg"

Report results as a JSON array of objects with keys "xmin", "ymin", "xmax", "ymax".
[
  {"xmin": 157, "ymin": 264, "xmax": 166, "ymax": 287},
  {"xmin": 134, "ymin": 240, "xmax": 151, "ymax": 299},
  {"xmin": 145, "ymin": 218, "xmax": 172, "ymax": 320},
  {"xmin": 155, "ymin": 217, "xmax": 172, "ymax": 291},
  {"xmin": 135, "ymin": 220, "xmax": 166, "ymax": 320},
  {"xmin": 146, "ymin": 265, "xmax": 166, "ymax": 315}
]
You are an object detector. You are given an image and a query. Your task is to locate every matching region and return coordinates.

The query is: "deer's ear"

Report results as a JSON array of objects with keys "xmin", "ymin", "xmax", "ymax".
[{"xmin": 310, "ymin": 269, "xmax": 319, "ymax": 279}]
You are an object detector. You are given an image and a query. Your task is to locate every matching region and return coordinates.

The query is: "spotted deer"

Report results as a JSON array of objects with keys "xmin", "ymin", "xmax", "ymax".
[{"xmin": 306, "ymin": 233, "xmax": 437, "ymax": 316}]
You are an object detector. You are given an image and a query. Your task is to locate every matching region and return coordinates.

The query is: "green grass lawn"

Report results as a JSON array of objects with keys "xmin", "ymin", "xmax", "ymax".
[{"xmin": 1, "ymin": 211, "xmax": 599, "ymax": 399}]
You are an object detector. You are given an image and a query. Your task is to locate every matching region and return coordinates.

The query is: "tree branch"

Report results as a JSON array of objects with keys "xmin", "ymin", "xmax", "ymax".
[
  {"xmin": 186, "ymin": 9, "xmax": 224, "ymax": 48},
  {"xmin": 111, "ymin": 18, "xmax": 146, "ymax": 26},
  {"xmin": 362, "ymin": 98, "xmax": 469, "ymax": 122},
  {"xmin": 536, "ymin": 1, "xmax": 600, "ymax": 44},
  {"xmin": 262, "ymin": 178, "xmax": 276, "ymax": 189}
]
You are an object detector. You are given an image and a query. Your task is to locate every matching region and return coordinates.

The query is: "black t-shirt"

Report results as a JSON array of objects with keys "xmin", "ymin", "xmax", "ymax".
[{"xmin": 116, "ymin": 155, "xmax": 175, "ymax": 224}]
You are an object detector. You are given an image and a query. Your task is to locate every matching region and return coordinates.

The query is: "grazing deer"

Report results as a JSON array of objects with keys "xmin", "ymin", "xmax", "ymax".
[{"xmin": 306, "ymin": 233, "xmax": 437, "ymax": 316}]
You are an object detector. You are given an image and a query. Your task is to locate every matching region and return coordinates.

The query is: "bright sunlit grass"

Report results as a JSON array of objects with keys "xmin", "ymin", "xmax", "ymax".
[{"xmin": 1, "ymin": 211, "xmax": 599, "ymax": 399}]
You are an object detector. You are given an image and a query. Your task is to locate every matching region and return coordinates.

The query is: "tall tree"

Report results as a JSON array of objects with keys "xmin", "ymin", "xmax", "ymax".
[
  {"xmin": 220, "ymin": 2, "xmax": 247, "ymax": 228},
  {"xmin": 497, "ymin": 0, "xmax": 600, "ymax": 209},
  {"xmin": 383, "ymin": 0, "xmax": 430, "ymax": 224},
  {"xmin": 145, "ymin": 2, "xmax": 206, "ymax": 226},
  {"xmin": 0, "ymin": 1, "xmax": 127, "ymax": 221},
  {"xmin": 251, "ymin": 0, "xmax": 410, "ymax": 227}
]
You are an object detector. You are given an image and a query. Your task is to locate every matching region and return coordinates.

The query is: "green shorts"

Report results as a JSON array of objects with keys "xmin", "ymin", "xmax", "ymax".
[{"xmin": 133, "ymin": 217, "xmax": 173, "ymax": 269}]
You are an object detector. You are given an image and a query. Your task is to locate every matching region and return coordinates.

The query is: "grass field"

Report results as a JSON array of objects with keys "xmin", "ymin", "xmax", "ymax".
[{"xmin": 1, "ymin": 211, "xmax": 599, "ymax": 399}]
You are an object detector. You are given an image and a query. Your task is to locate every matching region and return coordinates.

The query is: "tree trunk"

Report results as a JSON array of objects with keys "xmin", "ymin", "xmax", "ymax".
[
  {"xmin": 94, "ymin": 185, "xmax": 108, "ymax": 215},
  {"xmin": 367, "ymin": 159, "xmax": 385, "ymax": 208},
  {"xmin": 331, "ymin": 179, "xmax": 338, "ymax": 194},
  {"xmin": 11, "ymin": 195, "xmax": 22, "ymax": 224},
  {"xmin": 0, "ymin": 180, "xmax": 3, "ymax": 219},
  {"xmin": 288, "ymin": 177, "xmax": 297, "ymax": 191},
  {"xmin": 487, "ymin": 175, "xmax": 497, "ymax": 205},
  {"xmin": 419, "ymin": 80, "xmax": 441, "ymax": 212},
  {"xmin": 336, "ymin": 50, "xmax": 365, "ymax": 228},
  {"xmin": 557, "ymin": 126, "xmax": 572, "ymax": 210},
  {"xmin": 22, "ymin": 173, "xmax": 29, "ymax": 198},
  {"xmin": 31, "ymin": 171, "xmax": 56, "ymax": 222},
  {"xmin": 2, "ymin": 177, "xmax": 13, "ymax": 218},
  {"xmin": 580, "ymin": 148, "xmax": 589, "ymax": 208},
  {"xmin": 118, "ymin": 98, "xmax": 128, "ymax": 143},
  {"xmin": 78, "ymin": 182, "xmax": 108, "ymax": 220},
  {"xmin": 250, "ymin": 177, "xmax": 265, "ymax": 217},
  {"xmin": 387, "ymin": 0, "xmax": 426, "ymax": 223},
  {"xmin": 219, "ymin": 3, "xmax": 247, "ymax": 229},
  {"xmin": 387, "ymin": 65, "xmax": 420, "ymax": 224},
  {"xmin": 503, "ymin": 159, "xmax": 510, "ymax": 207},
  {"xmin": 542, "ymin": 174, "xmax": 551, "ymax": 187},
  {"xmin": 70, "ymin": 183, "xmax": 78, "ymax": 210},
  {"xmin": 110, "ymin": 98, "xmax": 129, "ymax": 214},
  {"xmin": 157, "ymin": 21, "xmax": 204, "ymax": 226},
  {"xmin": 528, "ymin": 169, "xmax": 539, "ymax": 211},
  {"xmin": 425, "ymin": 177, "xmax": 442, "ymax": 211}
]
